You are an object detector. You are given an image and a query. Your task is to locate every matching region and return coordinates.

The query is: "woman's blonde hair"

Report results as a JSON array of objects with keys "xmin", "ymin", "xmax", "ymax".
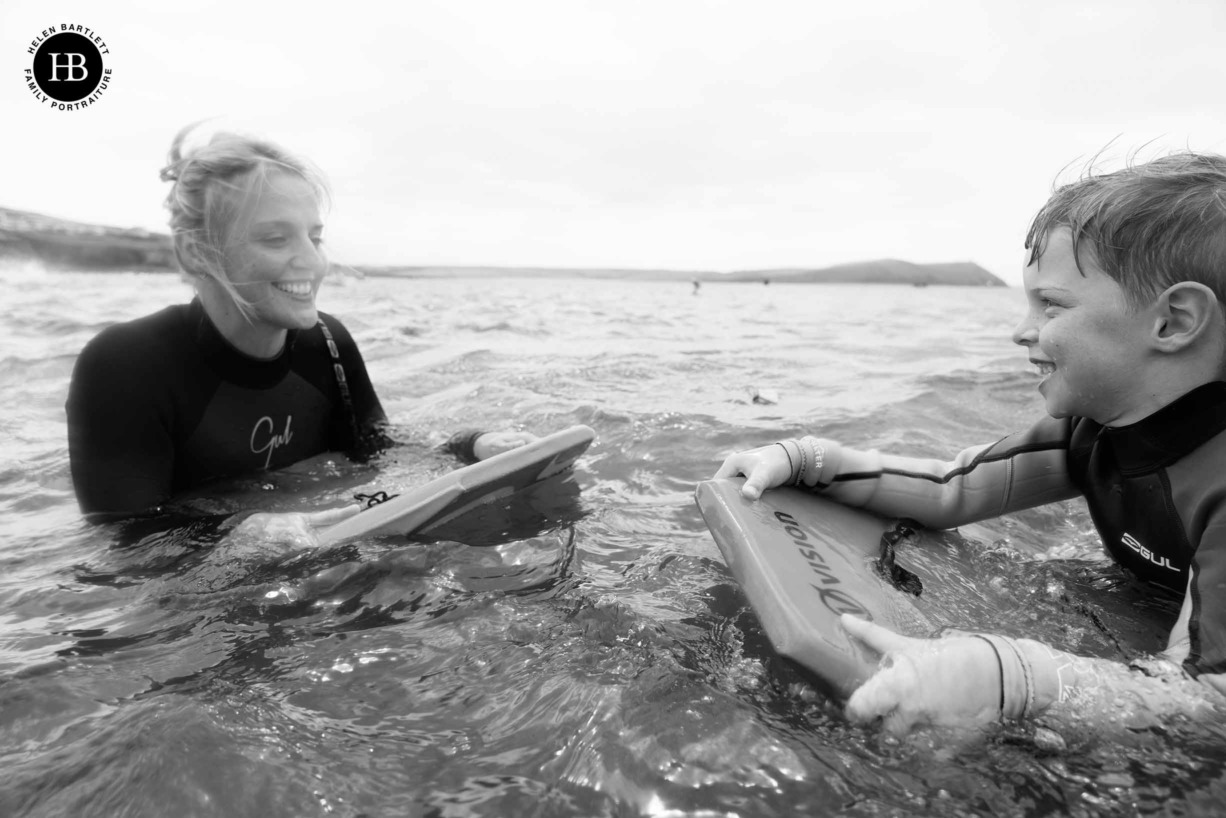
[{"xmin": 159, "ymin": 123, "xmax": 330, "ymax": 319}]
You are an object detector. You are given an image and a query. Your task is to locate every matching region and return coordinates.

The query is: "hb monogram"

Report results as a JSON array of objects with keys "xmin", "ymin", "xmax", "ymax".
[{"xmin": 47, "ymin": 53, "xmax": 90, "ymax": 82}]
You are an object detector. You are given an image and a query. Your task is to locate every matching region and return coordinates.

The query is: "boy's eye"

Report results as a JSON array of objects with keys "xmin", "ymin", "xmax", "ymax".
[{"xmin": 260, "ymin": 235, "xmax": 287, "ymax": 247}]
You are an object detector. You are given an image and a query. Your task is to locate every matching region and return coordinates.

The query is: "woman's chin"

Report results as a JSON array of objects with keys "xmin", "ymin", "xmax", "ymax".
[{"xmin": 282, "ymin": 304, "xmax": 319, "ymax": 329}]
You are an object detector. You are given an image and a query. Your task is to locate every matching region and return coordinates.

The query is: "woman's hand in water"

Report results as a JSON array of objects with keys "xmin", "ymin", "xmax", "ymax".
[
  {"xmin": 714, "ymin": 442, "xmax": 795, "ymax": 499},
  {"xmin": 230, "ymin": 506, "xmax": 361, "ymax": 549},
  {"xmin": 473, "ymin": 431, "xmax": 538, "ymax": 461},
  {"xmin": 840, "ymin": 615, "xmax": 1004, "ymax": 734}
]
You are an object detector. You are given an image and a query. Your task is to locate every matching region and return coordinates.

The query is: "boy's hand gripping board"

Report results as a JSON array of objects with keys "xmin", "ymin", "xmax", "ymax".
[
  {"xmin": 318, "ymin": 425, "xmax": 595, "ymax": 547},
  {"xmin": 695, "ymin": 477, "xmax": 924, "ymax": 698}
]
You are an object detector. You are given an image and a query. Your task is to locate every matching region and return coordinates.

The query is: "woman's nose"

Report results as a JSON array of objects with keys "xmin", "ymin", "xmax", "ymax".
[{"xmin": 292, "ymin": 239, "xmax": 326, "ymax": 273}]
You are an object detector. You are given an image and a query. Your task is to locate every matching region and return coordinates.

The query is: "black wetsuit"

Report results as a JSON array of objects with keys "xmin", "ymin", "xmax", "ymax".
[
  {"xmin": 67, "ymin": 299, "xmax": 386, "ymax": 516},
  {"xmin": 802, "ymin": 382, "xmax": 1226, "ymax": 677}
]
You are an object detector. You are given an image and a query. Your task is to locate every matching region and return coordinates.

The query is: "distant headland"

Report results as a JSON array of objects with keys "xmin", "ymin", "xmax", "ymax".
[
  {"xmin": 0, "ymin": 206, "xmax": 1007, "ymax": 286},
  {"xmin": 359, "ymin": 260, "xmax": 1006, "ymax": 286},
  {"xmin": 0, "ymin": 207, "xmax": 176, "ymax": 271}
]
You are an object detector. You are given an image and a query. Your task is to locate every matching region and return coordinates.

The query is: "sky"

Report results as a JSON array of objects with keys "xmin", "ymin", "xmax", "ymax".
[{"xmin": 3, "ymin": 0, "xmax": 1225, "ymax": 286}]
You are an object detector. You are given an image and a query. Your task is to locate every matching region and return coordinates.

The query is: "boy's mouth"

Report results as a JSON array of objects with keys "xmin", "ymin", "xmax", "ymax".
[{"xmin": 1031, "ymin": 360, "xmax": 1056, "ymax": 377}]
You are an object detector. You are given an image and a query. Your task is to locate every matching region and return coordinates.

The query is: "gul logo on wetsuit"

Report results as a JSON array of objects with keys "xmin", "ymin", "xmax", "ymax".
[
  {"xmin": 1121, "ymin": 532, "xmax": 1176, "ymax": 572},
  {"xmin": 251, "ymin": 416, "xmax": 294, "ymax": 470},
  {"xmin": 773, "ymin": 510, "xmax": 873, "ymax": 619},
  {"xmin": 23, "ymin": 24, "xmax": 113, "ymax": 111}
]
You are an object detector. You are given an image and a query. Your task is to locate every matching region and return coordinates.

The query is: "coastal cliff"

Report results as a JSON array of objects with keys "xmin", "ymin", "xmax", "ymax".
[
  {"xmin": 727, "ymin": 259, "xmax": 1005, "ymax": 286},
  {"xmin": 0, "ymin": 207, "xmax": 175, "ymax": 271}
]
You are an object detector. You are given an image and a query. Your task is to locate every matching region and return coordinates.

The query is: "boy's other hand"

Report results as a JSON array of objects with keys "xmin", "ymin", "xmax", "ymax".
[
  {"xmin": 473, "ymin": 430, "xmax": 539, "ymax": 461},
  {"xmin": 840, "ymin": 614, "xmax": 1003, "ymax": 734},
  {"xmin": 714, "ymin": 443, "xmax": 793, "ymax": 499}
]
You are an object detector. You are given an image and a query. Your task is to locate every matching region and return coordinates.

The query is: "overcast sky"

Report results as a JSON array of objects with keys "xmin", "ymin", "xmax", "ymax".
[{"xmin": 4, "ymin": 0, "xmax": 1224, "ymax": 285}]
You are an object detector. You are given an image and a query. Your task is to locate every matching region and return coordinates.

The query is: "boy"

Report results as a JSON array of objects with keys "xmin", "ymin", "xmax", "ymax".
[{"xmin": 715, "ymin": 152, "xmax": 1226, "ymax": 734}]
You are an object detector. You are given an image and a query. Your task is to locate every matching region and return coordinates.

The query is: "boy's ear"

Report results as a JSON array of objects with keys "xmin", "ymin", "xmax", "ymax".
[{"xmin": 1152, "ymin": 282, "xmax": 1221, "ymax": 352}]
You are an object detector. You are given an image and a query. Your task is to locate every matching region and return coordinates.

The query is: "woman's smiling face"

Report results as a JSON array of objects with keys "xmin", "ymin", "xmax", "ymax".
[
  {"xmin": 1012, "ymin": 228, "xmax": 1157, "ymax": 426},
  {"xmin": 221, "ymin": 170, "xmax": 327, "ymax": 339}
]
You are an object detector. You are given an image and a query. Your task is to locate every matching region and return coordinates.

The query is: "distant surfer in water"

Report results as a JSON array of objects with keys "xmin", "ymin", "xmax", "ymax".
[
  {"xmin": 716, "ymin": 152, "xmax": 1226, "ymax": 734},
  {"xmin": 66, "ymin": 123, "xmax": 534, "ymax": 544}
]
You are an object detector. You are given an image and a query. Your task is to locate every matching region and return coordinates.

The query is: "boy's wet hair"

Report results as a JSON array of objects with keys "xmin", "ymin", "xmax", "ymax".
[
  {"xmin": 159, "ymin": 123, "xmax": 330, "ymax": 320},
  {"xmin": 1025, "ymin": 152, "xmax": 1226, "ymax": 311}
]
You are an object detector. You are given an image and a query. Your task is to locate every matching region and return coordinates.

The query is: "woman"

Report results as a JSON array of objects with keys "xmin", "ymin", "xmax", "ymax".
[{"xmin": 67, "ymin": 124, "xmax": 532, "ymax": 542}]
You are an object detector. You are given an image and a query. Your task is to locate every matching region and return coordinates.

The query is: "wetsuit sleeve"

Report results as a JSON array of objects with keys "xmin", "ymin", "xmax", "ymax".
[
  {"xmin": 66, "ymin": 328, "xmax": 175, "ymax": 516},
  {"xmin": 803, "ymin": 414, "xmax": 1081, "ymax": 529},
  {"xmin": 1165, "ymin": 441, "xmax": 1226, "ymax": 678},
  {"xmin": 1186, "ymin": 524, "xmax": 1226, "ymax": 679},
  {"xmin": 443, "ymin": 429, "xmax": 488, "ymax": 463}
]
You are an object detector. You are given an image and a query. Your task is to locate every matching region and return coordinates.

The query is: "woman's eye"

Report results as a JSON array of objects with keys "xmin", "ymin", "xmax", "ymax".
[{"xmin": 261, "ymin": 236, "xmax": 287, "ymax": 247}]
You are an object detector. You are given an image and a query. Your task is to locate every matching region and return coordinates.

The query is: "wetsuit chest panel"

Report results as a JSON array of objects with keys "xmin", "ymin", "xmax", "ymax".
[
  {"xmin": 176, "ymin": 373, "xmax": 332, "ymax": 488},
  {"xmin": 1082, "ymin": 467, "xmax": 1189, "ymax": 592}
]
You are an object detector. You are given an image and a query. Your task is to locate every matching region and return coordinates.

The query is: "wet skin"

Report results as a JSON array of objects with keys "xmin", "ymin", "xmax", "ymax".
[{"xmin": 1012, "ymin": 228, "xmax": 1158, "ymax": 426}]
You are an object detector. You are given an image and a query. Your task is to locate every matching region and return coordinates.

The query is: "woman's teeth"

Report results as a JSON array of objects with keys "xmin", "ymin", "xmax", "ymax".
[
  {"xmin": 273, "ymin": 281, "xmax": 313, "ymax": 296},
  {"xmin": 1036, "ymin": 362, "xmax": 1056, "ymax": 376}
]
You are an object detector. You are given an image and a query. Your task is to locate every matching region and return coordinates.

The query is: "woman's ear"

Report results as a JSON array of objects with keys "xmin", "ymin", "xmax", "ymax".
[
  {"xmin": 175, "ymin": 234, "xmax": 211, "ymax": 277},
  {"xmin": 1153, "ymin": 282, "xmax": 1220, "ymax": 352}
]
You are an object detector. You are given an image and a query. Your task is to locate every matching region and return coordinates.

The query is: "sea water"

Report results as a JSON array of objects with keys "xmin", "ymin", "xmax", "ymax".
[{"xmin": 1, "ymin": 266, "xmax": 1224, "ymax": 817}]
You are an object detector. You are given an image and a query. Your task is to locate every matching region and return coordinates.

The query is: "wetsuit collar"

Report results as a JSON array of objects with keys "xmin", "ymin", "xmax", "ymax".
[
  {"xmin": 1099, "ymin": 381, "xmax": 1226, "ymax": 474},
  {"xmin": 189, "ymin": 298, "xmax": 299, "ymax": 388}
]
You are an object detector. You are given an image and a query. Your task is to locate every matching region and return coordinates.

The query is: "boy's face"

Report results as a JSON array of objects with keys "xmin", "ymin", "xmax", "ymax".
[{"xmin": 1012, "ymin": 228, "xmax": 1155, "ymax": 426}]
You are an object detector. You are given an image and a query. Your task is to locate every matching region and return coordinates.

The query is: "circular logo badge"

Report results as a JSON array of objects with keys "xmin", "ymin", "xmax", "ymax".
[
  {"xmin": 24, "ymin": 25, "xmax": 112, "ymax": 110},
  {"xmin": 33, "ymin": 33, "xmax": 103, "ymax": 101}
]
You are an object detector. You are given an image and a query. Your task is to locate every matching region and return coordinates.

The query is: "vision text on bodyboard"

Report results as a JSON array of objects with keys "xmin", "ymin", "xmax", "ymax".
[{"xmin": 772, "ymin": 510, "xmax": 873, "ymax": 620}]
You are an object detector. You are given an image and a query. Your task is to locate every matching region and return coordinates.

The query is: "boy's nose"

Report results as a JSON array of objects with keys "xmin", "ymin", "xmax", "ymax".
[{"xmin": 1011, "ymin": 315, "xmax": 1037, "ymax": 347}]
